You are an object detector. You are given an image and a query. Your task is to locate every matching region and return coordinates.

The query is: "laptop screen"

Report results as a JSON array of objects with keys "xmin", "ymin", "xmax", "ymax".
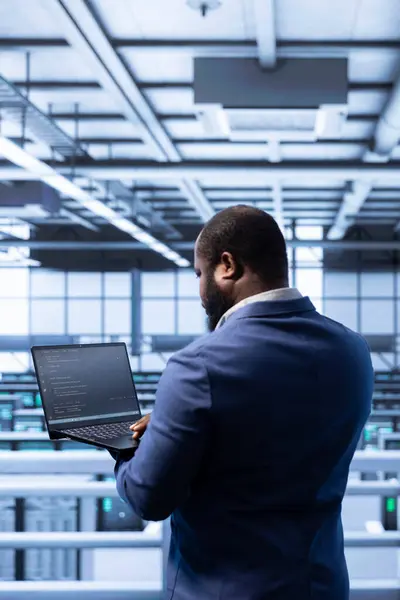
[{"xmin": 32, "ymin": 344, "xmax": 141, "ymax": 430}]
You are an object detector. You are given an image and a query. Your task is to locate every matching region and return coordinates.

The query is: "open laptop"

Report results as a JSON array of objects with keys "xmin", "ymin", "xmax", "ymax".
[{"xmin": 31, "ymin": 343, "xmax": 141, "ymax": 451}]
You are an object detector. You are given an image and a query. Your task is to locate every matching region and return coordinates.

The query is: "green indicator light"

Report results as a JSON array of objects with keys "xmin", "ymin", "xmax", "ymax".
[
  {"xmin": 386, "ymin": 498, "xmax": 396, "ymax": 513},
  {"xmin": 103, "ymin": 498, "xmax": 113, "ymax": 513}
]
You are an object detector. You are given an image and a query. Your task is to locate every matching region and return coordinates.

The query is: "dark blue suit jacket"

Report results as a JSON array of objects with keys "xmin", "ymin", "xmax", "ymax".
[{"xmin": 115, "ymin": 297, "xmax": 373, "ymax": 600}]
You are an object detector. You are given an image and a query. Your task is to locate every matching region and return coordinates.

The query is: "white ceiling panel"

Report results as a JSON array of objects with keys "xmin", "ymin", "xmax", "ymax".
[
  {"xmin": 0, "ymin": 50, "xmax": 95, "ymax": 82},
  {"xmin": 280, "ymin": 143, "xmax": 364, "ymax": 161},
  {"xmin": 352, "ymin": 0, "xmax": 400, "ymax": 40},
  {"xmin": 92, "ymin": 0, "xmax": 251, "ymax": 40},
  {"xmin": 144, "ymin": 88, "xmax": 194, "ymax": 115},
  {"xmin": 276, "ymin": 0, "xmax": 400, "ymax": 40},
  {"xmin": 275, "ymin": 0, "xmax": 361, "ymax": 40},
  {"xmin": 0, "ymin": 0, "xmax": 64, "ymax": 37},
  {"xmin": 120, "ymin": 50, "xmax": 193, "ymax": 83}
]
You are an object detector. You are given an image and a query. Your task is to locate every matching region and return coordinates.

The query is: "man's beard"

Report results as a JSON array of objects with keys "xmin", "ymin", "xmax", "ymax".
[{"xmin": 203, "ymin": 272, "xmax": 233, "ymax": 332}]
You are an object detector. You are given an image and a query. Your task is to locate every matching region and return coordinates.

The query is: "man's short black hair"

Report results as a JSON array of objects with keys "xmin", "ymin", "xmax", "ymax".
[{"xmin": 197, "ymin": 205, "xmax": 289, "ymax": 286}]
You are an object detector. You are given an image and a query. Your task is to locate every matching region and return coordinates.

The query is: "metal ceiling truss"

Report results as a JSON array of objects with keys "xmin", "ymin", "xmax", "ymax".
[
  {"xmin": 0, "ymin": 68, "xmax": 180, "ymax": 241},
  {"xmin": 48, "ymin": 0, "xmax": 214, "ymax": 223},
  {"xmin": 0, "ymin": 75, "xmax": 87, "ymax": 159}
]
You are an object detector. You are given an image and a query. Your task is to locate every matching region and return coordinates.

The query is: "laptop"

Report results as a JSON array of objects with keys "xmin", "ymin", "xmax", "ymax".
[{"xmin": 31, "ymin": 343, "xmax": 141, "ymax": 451}]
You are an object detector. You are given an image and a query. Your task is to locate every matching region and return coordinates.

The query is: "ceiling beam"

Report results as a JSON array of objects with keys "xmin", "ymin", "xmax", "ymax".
[
  {"xmin": 254, "ymin": 0, "xmax": 276, "ymax": 68},
  {"xmin": 113, "ymin": 39, "xmax": 400, "ymax": 57},
  {"xmin": 0, "ymin": 38, "xmax": 69, "ymax": 51},
  {"xmin": 2, "ymin": 240, "xmax": 400, "ymax": 251},
  {"xmin": 4, "ymin": 161, "xmax": 400, "ymax": 182},
  {"xmin": 52, "ymin": 161, "xmax": 400, "ymax": 182},
  {"xmin": 48, "ymin": 0, "xmax": 214, "ymax": 223},
  {"xmin": 47, "ymin": 0, "xmax": 176, "ymax": 162},
  {"xmin": 2, "ymin": 38, "xmax": 400, "ymax": 56},
  {"xmin": 14, "ymin": 81, "xmax": 392, "ymax": 94}
]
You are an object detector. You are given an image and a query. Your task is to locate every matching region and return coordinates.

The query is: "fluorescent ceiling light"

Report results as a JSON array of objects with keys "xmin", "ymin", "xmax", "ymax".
[
  {"xmin": 0, "ymin": 136, "xmax": 190, "ymax": 268},
  {"xmin": 0, "ymin": 137, "xmax": 53, "ymax": 176},
  {"xmin": 0, "ymin": 219, "xmax": 30, "ymax": 241}
]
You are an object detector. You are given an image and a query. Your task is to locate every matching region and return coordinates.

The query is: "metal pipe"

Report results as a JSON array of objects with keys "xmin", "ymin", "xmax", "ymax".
[
  {"xmin": 0, "ymin": 450, "xmax": 398, "ymax": 475},
  {"xmin": 0, "ymin": 530, "xmax": 396, "ymax": 549},
  {"xmin": 0, "ymin": 581, "xmax": 397, "ymax": 600},
  {"xmin": 344, "ymin": 532, "xmax": 400, "ymax": 548},
  {"xmin": 53, "ymin": 162, "xmax": 400, "ymax": 182},
  {"xmin": 0, "ymin": 582, "xmax": 162, "ymax": 600},
  {"xmin": 3, "ymin": 162, "xmax": 400, "ymax": 182},
  {"xmin": 0, "ymin": 532, "xmax": 161, "ymax": 549},
  {"xmin": 0, "ymin": 480, "xmax": 396, "ymax": 498},
  {"xmin": 0, "ymin": 240, "xmax": 398, "ymax": 251}
]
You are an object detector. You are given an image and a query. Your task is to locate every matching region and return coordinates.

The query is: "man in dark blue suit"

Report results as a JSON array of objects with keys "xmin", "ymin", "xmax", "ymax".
[{"xmin": 114, "ymin": 206, "xmax": 373, "ymax": 599}]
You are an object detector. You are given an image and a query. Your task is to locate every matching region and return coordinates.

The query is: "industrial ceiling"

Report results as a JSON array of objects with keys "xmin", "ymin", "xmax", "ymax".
[{"xmin": 0, "ymin": 0, "xmax": 400, "ymax": 268}]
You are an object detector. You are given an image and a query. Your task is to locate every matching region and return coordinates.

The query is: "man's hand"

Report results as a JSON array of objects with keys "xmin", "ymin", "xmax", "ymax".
[{"xmin": 130, "ymin": 414, "xmax": 151, "ymax": 440}]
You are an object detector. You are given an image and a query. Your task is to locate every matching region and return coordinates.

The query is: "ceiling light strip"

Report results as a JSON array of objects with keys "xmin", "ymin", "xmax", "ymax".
[{"xmin": 0, "ymin": 137, "xmax": 190, "ymax": 267}]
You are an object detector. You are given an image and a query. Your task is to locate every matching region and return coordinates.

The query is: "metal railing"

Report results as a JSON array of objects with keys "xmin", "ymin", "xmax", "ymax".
[
  {"xmin": 0, "ymin": 450, "xmax": 398, "ymax": 599},
  {"xmin": 0, "ymin": 449, "xmax": 398, "ymax": 475}
]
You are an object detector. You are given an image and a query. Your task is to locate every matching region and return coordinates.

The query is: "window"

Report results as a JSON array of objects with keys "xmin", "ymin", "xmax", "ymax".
[
  {"xmin": 68, "ymin": 273, "xmax": 102, "ymax": 297},
  {"xmin": 31, "ymin": 300, "xmax": 65, "ymax": 334},
  {"xmin": 105, "ymin": 300, "xmax": 131, "ymax": 335},
  {"xmin": 68, "ymin": 299, "xmax": 101, "ymax": 335},
  {"xmin": 31, "ymin": 270, "xmax": 65, "ymax": 297},
  {"xmin": 104, "ymin": 273, "xmax": 131, "ymax": 297},
  {"xmin": 0, "ymin": 299, "xmax": 29, "ymax": 334},
  {"xmin": 178, "ymin": 300, "xmax": 206, "ymax": 334},
  {"xmin": 142, "ymin": 300, "xmax": 175, "ymax": 335},
  {"xmin": 296, "ymin": 269, "xmax": 323, "ymax": 298},
  {"xmin": 361, "ymin": 300, "xmax": 394, "ymax": 335},
  {"xmin": 142, "ymin": 272, "xmax": 174, "ymax": 297},
  {"xmin": 361, "ymin": 273, "xmax": 393, "ymax": 298},
  {"xmin": 324, "ymin": 272, "xmax": 357, "ymax": 298},
  {"xmin": 0, "ymin": 269, "xmax": 28, "ymax": 298},
  {"xmin": 324, "ymin": 300, "xmax": 358, "ymax": 330},
  {"xmin": 177, "ymin": 271, "xmax": 198, "ymax": 298}
]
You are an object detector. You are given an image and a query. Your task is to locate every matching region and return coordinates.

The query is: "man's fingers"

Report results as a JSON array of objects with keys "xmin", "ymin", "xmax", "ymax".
[
  {"xmin": 130, "ymin": 418, "xmax": 146, "ymax": 431},
  {"xmin": 130, "ymin": 415, "xmax": 150, "ymax": 432}
]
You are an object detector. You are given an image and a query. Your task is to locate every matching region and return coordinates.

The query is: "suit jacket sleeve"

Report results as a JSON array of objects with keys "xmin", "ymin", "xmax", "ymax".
[{"xmin": 114, "ymin": 347, "xmax": 211, "ymax": 521}]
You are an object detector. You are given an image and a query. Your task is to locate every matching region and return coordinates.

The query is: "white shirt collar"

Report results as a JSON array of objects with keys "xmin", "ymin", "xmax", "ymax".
[{"xmin": 216, "ymin": 287, "xmax": 303, "ymax": 329}]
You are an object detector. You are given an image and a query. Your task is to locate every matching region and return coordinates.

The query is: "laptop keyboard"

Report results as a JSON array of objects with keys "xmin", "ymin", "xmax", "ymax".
[{"xmin": 61, "ymin": 421, "xmax": 134, "ymax": 440}]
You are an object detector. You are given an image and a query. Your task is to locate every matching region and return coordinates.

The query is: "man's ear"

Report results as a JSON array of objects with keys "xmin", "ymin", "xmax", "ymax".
[{"xmin": 220, "ymin": 252, "xmax": 243, "ymax": 280}]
